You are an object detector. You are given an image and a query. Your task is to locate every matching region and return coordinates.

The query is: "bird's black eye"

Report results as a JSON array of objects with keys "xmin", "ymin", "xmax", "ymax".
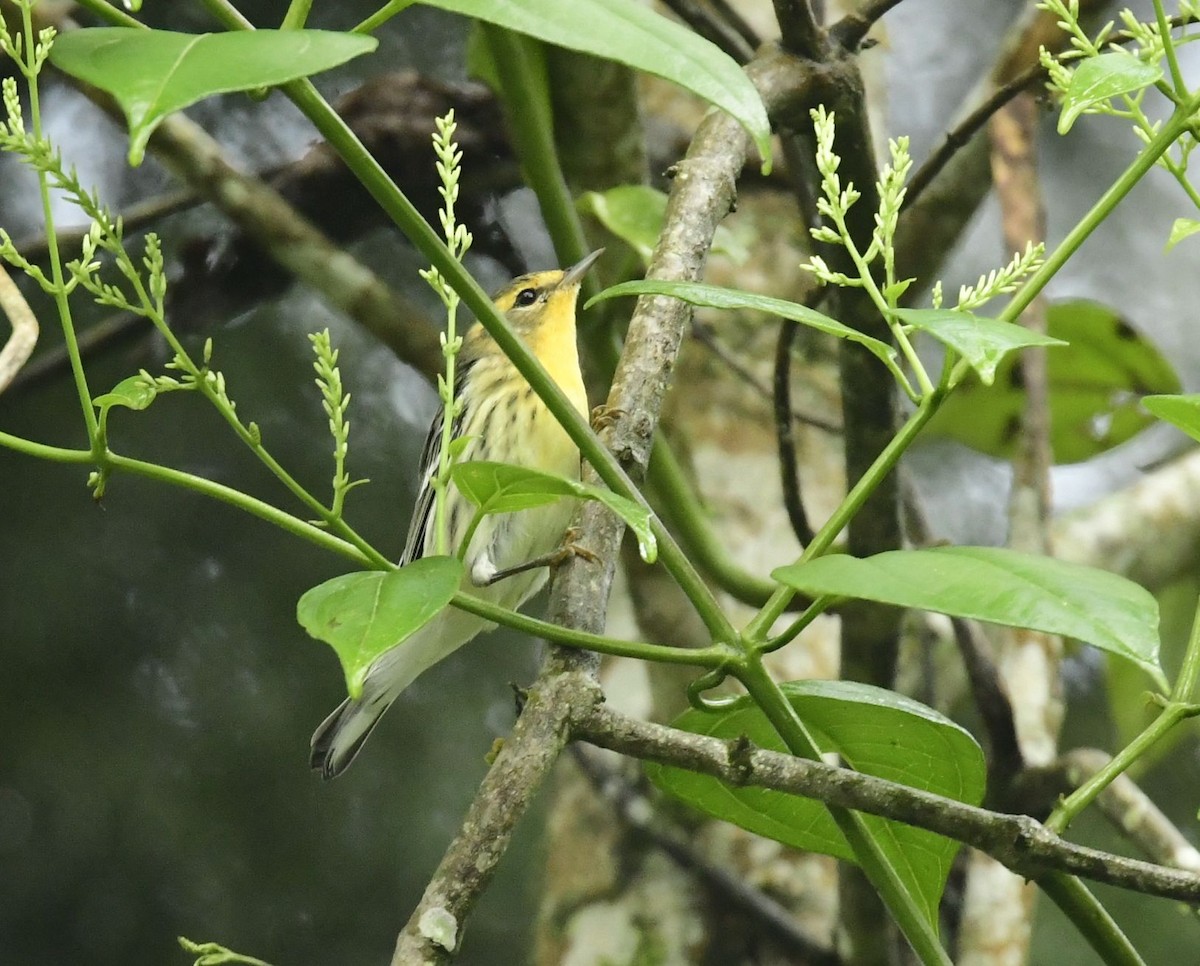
[{"xmin": 514, "ymin": 288, "xmax": 538, "ymax": 307}]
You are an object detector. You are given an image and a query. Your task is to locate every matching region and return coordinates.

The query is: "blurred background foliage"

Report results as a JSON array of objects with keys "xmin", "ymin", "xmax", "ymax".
[{"xmin": 2, "ymin": 1, "xmax": 1200, "ymax": 964}]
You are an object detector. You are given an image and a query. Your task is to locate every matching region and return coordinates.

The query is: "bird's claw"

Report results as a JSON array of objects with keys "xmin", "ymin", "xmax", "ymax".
[{"xmin": 590, "ymin": 404, "xmax": 626, "ymax": 431}]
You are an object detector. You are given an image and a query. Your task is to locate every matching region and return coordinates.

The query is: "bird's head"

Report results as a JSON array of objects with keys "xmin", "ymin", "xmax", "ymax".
[{"xmin": 490, "ymin": 249, "xmax": 604, "ymax": 338}]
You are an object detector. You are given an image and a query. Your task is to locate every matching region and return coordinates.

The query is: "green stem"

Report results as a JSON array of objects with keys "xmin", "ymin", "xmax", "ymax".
[
  {"xmin": 0, "ymin": 430, "xmax": 93, "ymax": 463},
  {"xmin": 105, "ymin": 451, "xmax": 375, "ymax": 565},
  {"xmin": 481, "ymin": 25, "xmax": 594, "ymax": 298},
  {"xmin": 351, "ymin": 0, "xmax": 417, "ymax": 34},
  {"xmin": 1171, "ymin": 594, "xmax": 1200, "ymax": 703},
  {"xmin": 736, "ymin": 656, "xmax": 951, "ymax": 965},
  {"xmin": 1040, "ymin": 873, "xmax": 1146, "ymax": 966},
  {"xmin": 1154, "ymin": 0, "xmax": 1187, "ymax": 97},
  {"xmin": 0, "ymin": 428, "xmax": 374, "ymax": 565},
  {"xmin": 647, "ymin": 436, "xmax": 781, "ymax": 606},
  {"xmin": 1046, "ymin": 700, "xmax": 1195, "ymax": 834},
  {"xmin": 759, "ymin": 595, "xmax": 835, "ymax": 653},
  {"xmin": 451, "ymin": 592, "xmax": 732, "ymax": 666},
  {"xmin": 280, "ymin": 0, "xmax": 313, "ymax": 29},
  {"xmin": 71, "ymin": 0, "xmax": 143, "ymax": 29},
  {"xmin": 1000, "ymin": 90, "xmax": 1200, "ymax": 325},
  {"xmin": 20, "ymin": 7, "xmax": 98, "ymax": 447},
  {"xmin": 743, "ymin": 391, "xmax": 944, "ymax": 641}
]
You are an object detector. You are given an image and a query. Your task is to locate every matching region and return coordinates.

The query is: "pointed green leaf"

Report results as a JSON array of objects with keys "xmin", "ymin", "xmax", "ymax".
[
  {"xmin": 892, "ymin": 308, "xmax": 1066, "ymax": 386},
  {"xmin": 774, "ymin": 547, "xmax": 1165, "ymax": 688},
  {"xmin": 588, "ymin": 280, "xmax": 901, "ymax": 378},
  {"xmin": 93, "ymin": 375, "xmax": 156, "ymax": 413},
  {"xmin": 925, "ymin": 300, "xmax": 1179, "ymax": 462},
  {"xmin": 49, "ymin": 28, "xmax": 377, "ymax": 164},
  {"xmin": 647, "ymin": 680, "xmax": 985, "ymax": 925},
  {"xmin": 1166, "ymin": 218, "xmax": 1200, "ymax": 252},
  {"xmin": 297, "ymin": 558, "xmax": 463, "ymax": 698},
  {"xmin": 1144, "ymin": 394, "xmax": 1200, "ymax": 443},
  {"xmin": 451, "ymin": 461, "xmax": 657, "ymax": 563},
  {"xmin": 1058, "ymin": 52, "xmax": 1162, "ymax": 135},
  {"xmin": 578, "ymin": 185, "xmax": 748, "ymax": 264},
  {"xmin": 418, "ymin": 0, "xmax": 772, "ymax": 171}
]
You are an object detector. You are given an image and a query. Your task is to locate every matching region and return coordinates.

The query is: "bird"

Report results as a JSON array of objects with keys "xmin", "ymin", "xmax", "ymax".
[{"xmin": 310, "ymin": 249, "xmax": 603, "ymax": 779}]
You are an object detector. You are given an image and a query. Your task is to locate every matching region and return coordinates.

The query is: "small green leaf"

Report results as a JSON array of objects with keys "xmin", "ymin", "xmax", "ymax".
[
  {"xmin": 1144, "ymin": 394, "xmax": 1200, "ymax": 443},
  {"xmin": 578, "ymin": 185, "xmax": 748, "ymax": 264},
  {"xmin": 925, "ymin": 300, "xmax": 1179, "ymax": 462},
  {"xmin": 452, "ymin": 461, "xmax": 657, "ymax": 563},
  {"xmin": 297, "ymin": 558, "xmax": 463, "ymax": 698},
  {"xmin": 647, "ymin": 680, "xmax": 985, "ymax": 925},
  {"xmin": 588, "ymin": 280, "xmax": 901, "ymax": 377},
  {"xmin": 892, "ymin": 308, "xmax": 1066, "ymax": 386},
  {"xmin": 49, "ymin": 28, "xmax": 378, "ymax": 165},
  {"xmin": 774, "ymin": 547, "xmax": 1165, "ymax": 688},
  {"xmin": 93, "ymin": 375, "xmax": 156, "ymax": 413},
  {"xmin": 418, "ymin": 0, "xmax": 772, "ymax": 171},
  {"xmin": 1166, "ymin": 218, "xmax": 1200, "ymax": 252},
  {"xmin": 1058, "ymin": 52, "xmax": 1163, "ymax": 135}
]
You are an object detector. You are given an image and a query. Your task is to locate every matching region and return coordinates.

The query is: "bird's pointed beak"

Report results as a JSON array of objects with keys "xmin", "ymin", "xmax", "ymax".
[{"xmin": 558, "ymin": 248, "xmax": 605, "ymax": 289}]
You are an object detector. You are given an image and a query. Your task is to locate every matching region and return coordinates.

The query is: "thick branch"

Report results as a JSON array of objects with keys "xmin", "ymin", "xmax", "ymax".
[{"xmin": 575, "ymin": 704, "xmax": 1200, "ymax": 905}]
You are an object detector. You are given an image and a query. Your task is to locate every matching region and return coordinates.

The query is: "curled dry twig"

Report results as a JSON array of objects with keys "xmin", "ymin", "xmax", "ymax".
[{"xmin": 0, "ymin": 261, "xmax": 38, "ymax": 394}]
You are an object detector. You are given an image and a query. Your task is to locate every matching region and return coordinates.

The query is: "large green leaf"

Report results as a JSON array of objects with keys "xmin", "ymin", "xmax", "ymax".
[
  {"xmin": 577, "ymin": 185, "xmax": 749, "ymax": 264},
  {"xmin": 925, "ymin": 300, "xmax": 1179, "ymax": 463},
  {"xmin": 418, "ymin": 0, "xmax": 772, "ymax": 171},
  {"xmin": 892, "ymin": 308, "xmax": 1066, "ymax": 386},
  {"xmin": 49, "ymin": 28, "xmax": 377, "ymax": 164},
  {"xmin": 1058, "ymin": 51, "xmax": 1163, "ymax": 135},
  {"xmin": 297, "ymin": 558, "xmax": 463, "ymax": 698},
  {"xmin": 588, "ymin": 279, "xmax": 902, "ymax": 380},
  {"xmin": 451, "ymin": 460, "xmax": 657, "ymax": 562},
  {"xmin": 774, "ymin": 547, "xmax": 1165, "ymax": 688},
  {"xmin": 647, "ymin": 680, "xmax": 985, "ymax": 925}
]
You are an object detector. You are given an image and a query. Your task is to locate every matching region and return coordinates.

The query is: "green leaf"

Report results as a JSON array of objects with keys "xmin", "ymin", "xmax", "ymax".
[
  {"xmin": 1058, "ymin": 51, "xmax": 1163, "ymax": 135},
  {"xmin": 577, "ymin": 185, "xmax": 748, "ymax": 264},
  {"xmin": 892, "ymin": 308, "xmax": 1066, "ymax": 386},
  {"xmin": 774, "ymin": 547, "xmax": 1165, "ymax": 688},
  {"xmin": 418, "ymin": 0, "xmax": 772, "ymax": 171},
  {"xmin": 93, "ymin": 375, "xmax": 156, "ymax": 413},
  {"xmin": 1166, "ymin": 218, "xmax": 1200, "ymax": 252},
  {"xmin": 49, "ymin": 29, "xmax": 378, "ymax": 165},
  {"xmin": 647, "ymin": 680, "xmax": 985, "ymax": 924},
  {"xmin": 925, "ymin": 300, "xmax": 1180, "ymax": 463},
  {"xmin": 588, "ymin": 280, "xmax": 901, "ymax": 378},
  {"xmin": 1143, "ymin": 394, "xmax": 1200, "ymax": 443},
  {"xmin": 297, "ymin": 558, "xmax": 463, "ymax": 698},
  {"xmin": 451, "ymin": 461, "xmax": 657, "ymax": 563}
]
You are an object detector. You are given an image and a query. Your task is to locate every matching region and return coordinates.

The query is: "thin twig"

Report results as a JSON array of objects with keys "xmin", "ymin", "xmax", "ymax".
[
  {"xmin": 0, "ymin": 262, "xmax": 39, "ymax": 394},
  {"xmin": 575, "ymin": 704, "xmax": 1200, "ymax": 905},
  {"xmin": 691, "ymin": 317, "xmax": 841, "ymax": 433},
  {"xmin": 829, "ymin": 0, "xmax": 909, "ymax": 50},
  {"xmin": 661, "ymin": 0, "xmax": 755, "ymax": 63},
  {"xmin": 706, "ymin": 0, "xmax": 764, "ymax": 52}
]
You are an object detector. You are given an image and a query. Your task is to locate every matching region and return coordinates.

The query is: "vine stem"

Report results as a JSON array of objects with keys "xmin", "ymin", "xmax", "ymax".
[
  {"xmin": 1039, "ymin": 873, "xmax": 1146, "ymax": 966},
  {"xmin": 736, "ymin": 655, "xmax": 952, "ymax": 965},
  {"xmin": 1047, "ymin": 595, "xmax": 1200, "ymax": 834},
  {"xmin": 1000, "ymin": 86, "xmax": 1200, "ymax": 326},
  {"xmin": 743, "ymin": 389, "xmax": 944, "ymax": 641}
]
